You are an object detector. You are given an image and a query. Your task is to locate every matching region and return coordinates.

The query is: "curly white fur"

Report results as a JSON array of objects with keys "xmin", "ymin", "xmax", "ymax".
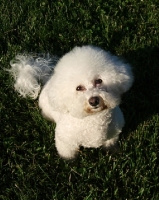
[
  {"xmin": 9, "ymin": 45, "xmax": 133, "ymax": 159},
  {"xmin": 9, "ymin": 54, "xmax": 57, "ymax": 99}
]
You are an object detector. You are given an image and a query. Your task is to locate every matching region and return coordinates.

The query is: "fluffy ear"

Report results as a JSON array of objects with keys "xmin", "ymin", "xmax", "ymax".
[
  {"xmin": 114, "ymin": 62, "xmax": 133, "ymax": 94},
  {"xmin": 38, "ymin": 83, "xmax": 55, "ymax": 121},
  {"xmin": 102, "ymin": 52, "xmax": 134, "ymax": 95},
  {"xmin": 38, "ymin": 75, "xmax": 69, "ymax": 121}
]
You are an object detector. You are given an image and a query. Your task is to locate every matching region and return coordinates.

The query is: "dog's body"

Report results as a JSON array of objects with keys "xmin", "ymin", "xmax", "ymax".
[
  {"xmin": 40, "ymin": 104, "xmax": 124, "ymax": 159},
  {"xmin": 9, "ymin": 45, "xmax": 133, "ymax": 159}
]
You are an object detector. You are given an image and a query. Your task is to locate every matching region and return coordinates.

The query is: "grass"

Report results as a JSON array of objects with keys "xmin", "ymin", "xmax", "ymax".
[{"xmin": 0, "ymin": 0, "xmax": 159, "ymax": 199}]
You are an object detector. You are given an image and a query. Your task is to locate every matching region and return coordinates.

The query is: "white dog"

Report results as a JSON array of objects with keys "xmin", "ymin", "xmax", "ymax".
[{"xmin": 9, "ymin": 45, "xmax": 133, "ymax": 159}]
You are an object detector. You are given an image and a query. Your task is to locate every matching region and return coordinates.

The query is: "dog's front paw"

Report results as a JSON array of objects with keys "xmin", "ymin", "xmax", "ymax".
[
  {"xmin": 55, "ymin": 138, "xmax": 79, "ymax": 160},
  {"xmin": 102, "ymin": 137, "xmax": 119, "ymax": 152}
]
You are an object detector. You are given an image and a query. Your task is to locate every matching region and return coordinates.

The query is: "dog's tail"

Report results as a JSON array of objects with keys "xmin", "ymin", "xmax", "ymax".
[{"xmin": 9, "ymin": 54, "xmax": 58, "ymax": 99}]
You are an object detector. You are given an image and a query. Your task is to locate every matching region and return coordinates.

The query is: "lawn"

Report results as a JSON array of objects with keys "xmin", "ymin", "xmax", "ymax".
[{"xmin": 0, "ymin": 0, "xmax": 159, "ymax": 199}]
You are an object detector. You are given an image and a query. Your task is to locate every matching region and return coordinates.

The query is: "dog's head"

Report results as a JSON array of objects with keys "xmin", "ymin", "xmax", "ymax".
[{"xmin": 40, "ymin": 46, "xmax": 133, "ymax": 118}]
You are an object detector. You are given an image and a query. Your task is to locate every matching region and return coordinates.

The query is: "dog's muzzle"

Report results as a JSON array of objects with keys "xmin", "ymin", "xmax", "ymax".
[{"xmin": 85, "ymin": 95, "xmax": 108, "ymax": 114}]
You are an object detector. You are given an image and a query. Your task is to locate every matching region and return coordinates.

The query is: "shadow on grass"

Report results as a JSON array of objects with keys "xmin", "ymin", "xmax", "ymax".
[
  {"xmin": 0, "ymin": 37, "xmax": 8, "ymax": 55},
  {"xmin": 121, "ymin": 46, "xmax": 159, "ymax": 136}
]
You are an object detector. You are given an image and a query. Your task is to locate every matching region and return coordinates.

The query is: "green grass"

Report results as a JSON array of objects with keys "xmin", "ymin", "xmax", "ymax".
[{"xmin": 0, "ymin": 0, "xmax": 159, "ymax": 199}]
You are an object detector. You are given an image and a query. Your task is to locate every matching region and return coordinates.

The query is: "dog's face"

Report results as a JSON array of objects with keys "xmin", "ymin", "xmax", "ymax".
[{"xmin": 44, "ymin": 46, "xmax": 133, "ymax": 118}]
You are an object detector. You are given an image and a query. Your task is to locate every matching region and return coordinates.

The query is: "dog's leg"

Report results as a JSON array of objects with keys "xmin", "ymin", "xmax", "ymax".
[
  {"xmin": 55, "ymin": 136, "xmax": 79, "ymax": 160},
  {"xmin": 102, "ymin": 106, "xmax": 124, "ymax": 152},
  {"xmin": 102, "ymin": 136, "xmax": 119, "ymax": 151}
]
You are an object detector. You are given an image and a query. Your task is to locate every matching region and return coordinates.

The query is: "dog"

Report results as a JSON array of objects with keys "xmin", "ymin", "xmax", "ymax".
[{"xmin": 9, "ymin": 45, "xmax": 133, "ymax": 159}]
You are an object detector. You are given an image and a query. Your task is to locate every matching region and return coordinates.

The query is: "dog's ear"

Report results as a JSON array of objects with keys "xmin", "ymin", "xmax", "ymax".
[
  {"xmin": 38, "ymin": 78, "xmax": 68, "ymax": 121},
  {"xmin": 102, "ymin": 52, "xmax": 134, "ymax": 95},
  {"xmin": 114, "ymin": 62, "xmax": 133, "ymax": 94}
]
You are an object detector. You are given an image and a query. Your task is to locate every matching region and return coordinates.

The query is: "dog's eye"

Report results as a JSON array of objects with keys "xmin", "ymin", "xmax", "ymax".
[
  {"xmin": 95, "ymin": 79, "xmax": 102, "ymax": 85},
  {"xmin": 76, "ymin": 85, "xmax": 85, "ymax": 91}
]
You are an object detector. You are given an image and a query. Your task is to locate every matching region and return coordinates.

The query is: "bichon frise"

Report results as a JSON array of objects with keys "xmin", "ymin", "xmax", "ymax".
[{"xmin": 9, "ymin": 45, "xmax": 133, "ymax": 159}]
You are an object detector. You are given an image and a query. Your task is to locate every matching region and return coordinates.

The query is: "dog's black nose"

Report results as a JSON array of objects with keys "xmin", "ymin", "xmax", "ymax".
[{"xmin": 89, "ymin": 96, "xmax": 100, "ymax": 107}]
